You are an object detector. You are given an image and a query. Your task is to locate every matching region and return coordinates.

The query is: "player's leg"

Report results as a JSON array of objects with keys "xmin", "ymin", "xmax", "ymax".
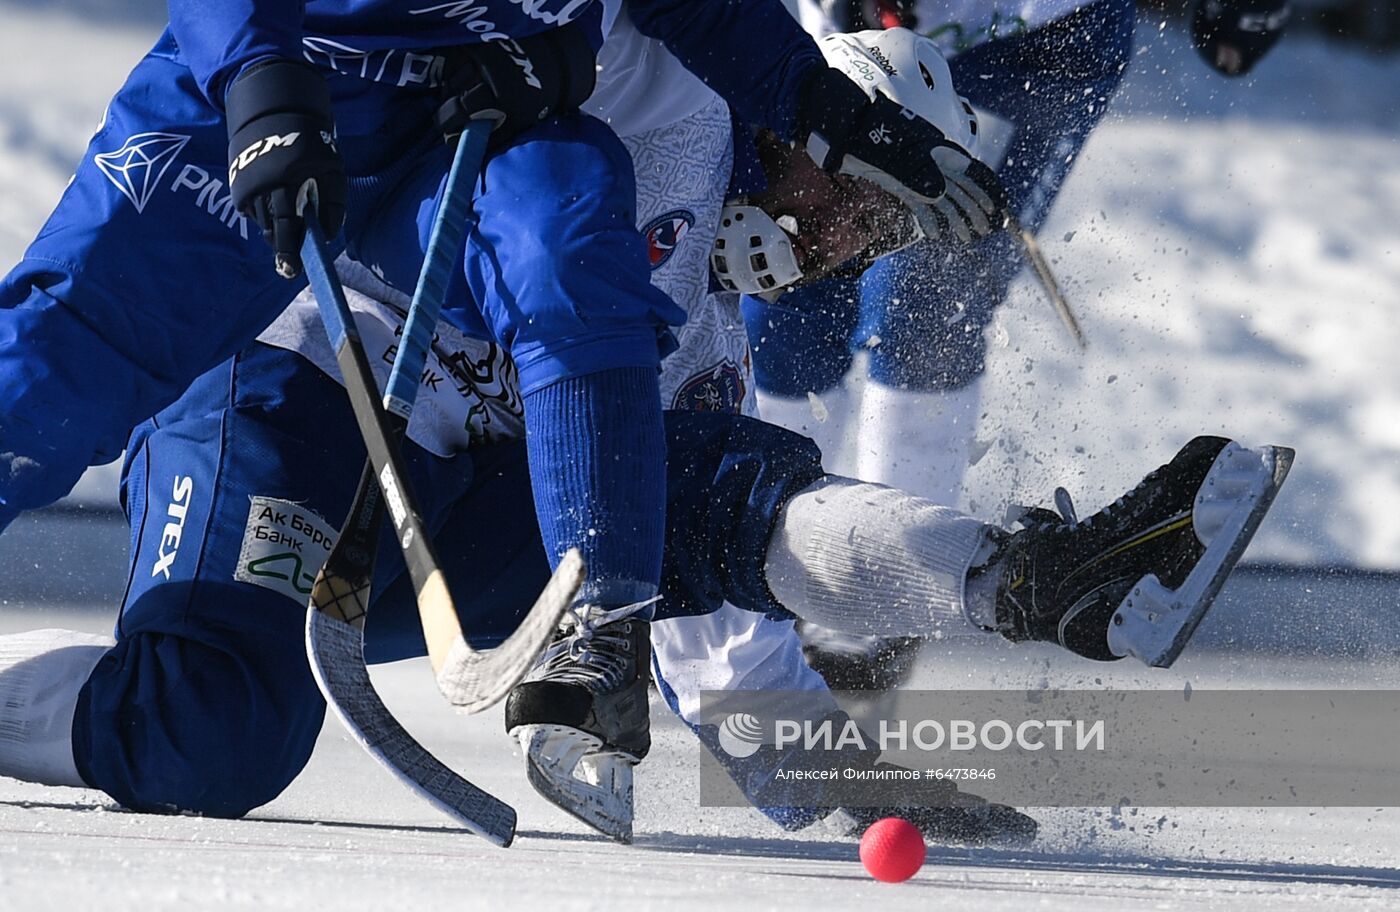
[
  {"xmin": 464, "ymin": 114, "xmax": 680, "ymax": 618},
  {"xmin": 0, "ymin": 345, "xmax": 365, "ymax": 814},
  {"xmin": 357, "ymin": 111, "xmax": 680, "ymax": 706},
  {"xmin": 854, "ymin": 0, "xmax": 1137, "ymax": 498},
  {"xmin": 0, "ymin": 33, "xmax": 307, "ymax": 534},
  {"xmin": 639, "ymin": 411, "xmax": 1287, "ymax": 672},
  {"xmin": 506, "ymin": 99, "xmax": 754, "ymax": 841}
]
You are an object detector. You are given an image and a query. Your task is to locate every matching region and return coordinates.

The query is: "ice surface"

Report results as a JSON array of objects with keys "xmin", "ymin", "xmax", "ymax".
[
  {"xmin": 1, "ymin": 3, "xmax": 1398, "ymax": 908},
  {"xmin": 2, "ymin": 607, "xmax": 1398, "ymax": 911}
]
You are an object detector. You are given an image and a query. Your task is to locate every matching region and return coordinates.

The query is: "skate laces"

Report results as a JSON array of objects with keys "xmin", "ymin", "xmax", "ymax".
[
  {"xmin": 1020, "ymin": 472, "xmax": 1159, "ymax": 535},
  {"xmin": 534, "ymin": 596, "xmax": 660, "ymax": 690},
  {"xmin": 1052, "ymin": 488, "xmax": 1079, "ymax": 525}
]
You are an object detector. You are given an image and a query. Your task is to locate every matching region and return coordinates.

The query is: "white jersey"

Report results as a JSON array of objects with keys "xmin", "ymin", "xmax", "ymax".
[
  {"xmin": 258, "ymin": 261, "xmax": 523, "ymax": 458},
  {"xmin": 583, "ymin": 0, "xmax": 720, "ymax": 139}
]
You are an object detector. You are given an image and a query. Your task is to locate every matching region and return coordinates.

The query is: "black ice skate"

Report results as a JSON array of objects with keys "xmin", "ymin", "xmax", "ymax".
[
  {"xmin": 504, "ymin": 602, "xmax": 652, "ymax": 843},
  {"xmin": 989, "ymin": 436, "xmax": 1293, "ymax": 666}
]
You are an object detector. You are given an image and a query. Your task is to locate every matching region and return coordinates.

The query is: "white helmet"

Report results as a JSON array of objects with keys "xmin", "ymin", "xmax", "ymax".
[
  {"xmin": 817, "ymin": 28, "xmax": 979, "ymax": 155},
  {"xmin": 710, "ymin": 206, "xmax": 805, "ymax": 299},
  {"xmin": 711, "ymin": 29, "xmax": 977, "ymax": 298}
]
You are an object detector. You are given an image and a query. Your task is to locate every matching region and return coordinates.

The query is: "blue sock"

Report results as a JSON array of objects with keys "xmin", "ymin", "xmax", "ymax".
[{"xmin": 524, "ymin": 367, "xmax": 664, "ymax": 613}]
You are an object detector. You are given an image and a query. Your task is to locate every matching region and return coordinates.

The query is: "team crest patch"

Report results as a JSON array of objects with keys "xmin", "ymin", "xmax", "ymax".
[
  {"xmin": 673, "ymin": 360, "xmax": 745, "ymax": 414},
  {"xmin": 642, "ymin": 209, "xmax": 695, "ymax": 270},
  {"xmin": 234, "ymin": 496, "xmax": 338, "ymax": 605}
]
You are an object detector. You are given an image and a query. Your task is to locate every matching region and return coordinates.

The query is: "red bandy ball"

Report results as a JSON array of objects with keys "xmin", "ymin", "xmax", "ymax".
[{"xmin": 859, "ymin": 817, "xmax": 927, "ymax": 883}]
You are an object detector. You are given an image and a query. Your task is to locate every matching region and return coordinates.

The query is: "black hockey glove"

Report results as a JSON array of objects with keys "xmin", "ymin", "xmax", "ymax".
[
  {"xmin": 226, "ymin": 59, "xmax": 346, "ymax": 279},
  {"xmin": 1191, "ymin": 0, "xmax": 1291, "ymax": 77},
  {"xmin": 435, "ymin": 24, "xmax": 597, "ymax": 148},
  {"xmin": 794, "ymin": 67, "xmax": 1007, "ymax": 245}
]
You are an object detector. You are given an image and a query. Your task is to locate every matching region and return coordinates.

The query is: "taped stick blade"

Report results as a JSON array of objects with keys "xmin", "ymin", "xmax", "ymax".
[
  {"xmin": 306, "ymin": 608, "xmax": 517, "ymax": 845},
  {"xmin": 432, "ymin": 549, "xmax": 586, "ymax": 713}
]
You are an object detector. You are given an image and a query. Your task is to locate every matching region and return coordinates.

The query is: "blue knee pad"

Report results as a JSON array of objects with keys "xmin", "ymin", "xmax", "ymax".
[
  {"xmin": 655, "ymin": 411, "xmax": 826, "ymax": 623},
  {"xmin": 742, "ymin": 274, "xmax": 862, "ymax": 397},
  {"xmin": 72, "ymin": 344, "xmax": 482, "ymax": 815}
]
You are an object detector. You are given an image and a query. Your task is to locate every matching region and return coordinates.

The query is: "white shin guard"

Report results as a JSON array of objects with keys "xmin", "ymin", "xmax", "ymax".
[
  {"xmin": 764, "ymin": 477, "xmax": 996, "ymax": 639},
  {"xmin": 854, "ymin": 378, "xmax": 984, "ymax": 504},
  {"xmin": 0, "ymin": 629, "xmax": 113, "ymax": 788}
]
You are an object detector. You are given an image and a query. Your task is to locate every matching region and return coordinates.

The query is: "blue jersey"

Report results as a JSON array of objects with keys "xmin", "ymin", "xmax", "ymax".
[
  {"xmin": 170, "ymin": 0, "xmax": 605, "ymax": 103},
  {"xmin": 171, "ymin": 0, "xmax": 822, "ymax": 140}
]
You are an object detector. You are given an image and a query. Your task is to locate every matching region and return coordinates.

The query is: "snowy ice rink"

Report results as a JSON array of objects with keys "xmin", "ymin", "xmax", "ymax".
[
  {"xmin": 2, "ymin": 599, "xmax": 1398, "ymax": 911},
  {"xmin": 1, "ymin": 0, "xmax": 1398, "ymax": 908},
  {"xmin": 1, "ymin": 513, "xmax": 1398, "ymax": 909}
]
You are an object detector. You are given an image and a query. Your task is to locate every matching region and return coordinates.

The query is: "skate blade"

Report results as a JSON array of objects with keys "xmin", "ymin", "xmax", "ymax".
[
  {"xmin": 515, "ymin": 724, "xmax": 635, "ymax": 844},
  {"xmin": 1107, "ymin": 442, "xmax": 1295, "ymax": 667}
]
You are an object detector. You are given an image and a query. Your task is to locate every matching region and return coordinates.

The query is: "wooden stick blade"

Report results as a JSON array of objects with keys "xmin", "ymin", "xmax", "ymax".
[{"xmin": 430, "ymin": 548, "xmax": 586, "ymax": 713}]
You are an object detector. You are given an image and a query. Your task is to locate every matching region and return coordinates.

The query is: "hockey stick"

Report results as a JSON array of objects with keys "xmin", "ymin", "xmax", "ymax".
[
  {"xmin": 300, "ymin": 122, "xmax": 583, "ymax": 844},
  {"xmin": 1006, "ymin": 213, "xmax": 1087, "ymax": 351},
  {"xmin": 302, "ymin": 124, "xmax": 582, "ymax": 709}
]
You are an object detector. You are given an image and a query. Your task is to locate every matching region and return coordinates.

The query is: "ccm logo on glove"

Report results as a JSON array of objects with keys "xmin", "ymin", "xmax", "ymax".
[
  {"xmin": 229, "ymin": 132, "xmax": 318, "ymax": 186},
  {"xmin": 225, "ymin": 58, "xmax": 347, "ymax": 279}
]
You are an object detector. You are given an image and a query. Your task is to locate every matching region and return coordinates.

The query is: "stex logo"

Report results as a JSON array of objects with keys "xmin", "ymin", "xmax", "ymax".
[
  {"xmin": 150, "ymin": 475, "xmax": 194, "ymax": 580},
  {"xmin": 95, "ymin": 132, "xmax": 192, "ymax": 213}
]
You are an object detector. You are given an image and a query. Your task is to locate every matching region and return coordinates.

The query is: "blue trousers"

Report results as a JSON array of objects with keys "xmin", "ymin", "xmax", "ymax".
[
  {"xmin": 744, "ymin": 0, "xmax": 1136, "ymax": 395},
  {"xmin": 0, "ymin": 30, "xmax": 678, "ymax": 530},
  {"xmin": 73, "ymin": 343, "xmax": 824, "ymax": 817}
]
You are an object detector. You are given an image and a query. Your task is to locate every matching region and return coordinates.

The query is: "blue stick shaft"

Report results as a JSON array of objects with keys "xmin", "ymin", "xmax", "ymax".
[
  {"xmin": 301, "ymin": 215, "xmax": 358, "ymax": 356},
  {"xmin": 384, "ymin": 120, "xmax": 492, "ymax": 420}
]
